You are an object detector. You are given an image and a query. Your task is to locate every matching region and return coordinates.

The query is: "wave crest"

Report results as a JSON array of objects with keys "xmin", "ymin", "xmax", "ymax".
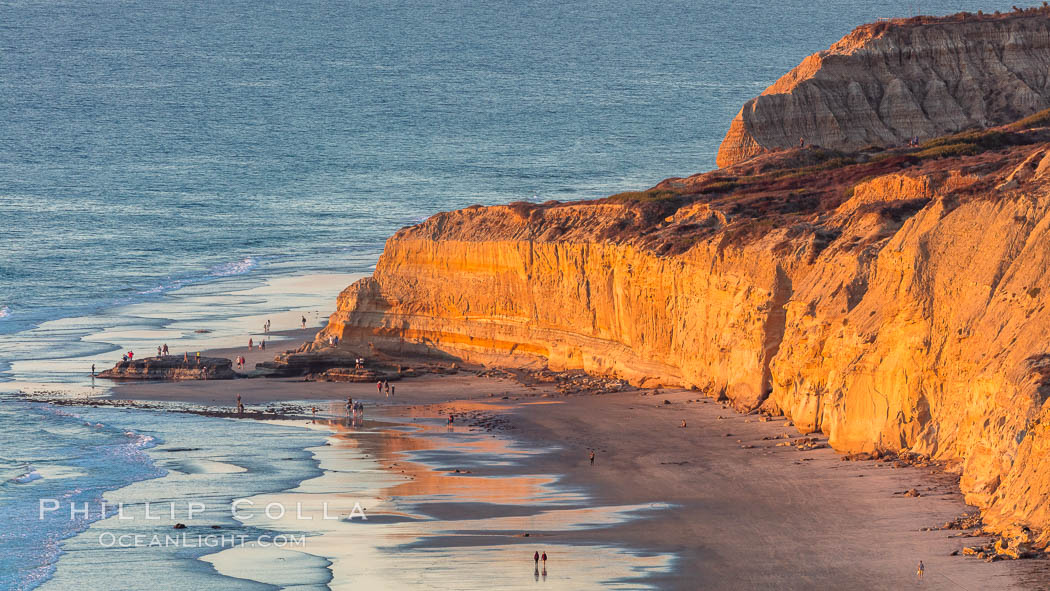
[{"xmin": 210, "ymin": 257, "xmax": 257, "ymax": 277}]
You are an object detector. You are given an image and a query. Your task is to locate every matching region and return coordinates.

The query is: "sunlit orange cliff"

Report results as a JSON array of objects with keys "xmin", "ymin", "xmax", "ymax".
[{"xmin": 322, "ymin": 9, "xmax": 1050, "ymax": 545}]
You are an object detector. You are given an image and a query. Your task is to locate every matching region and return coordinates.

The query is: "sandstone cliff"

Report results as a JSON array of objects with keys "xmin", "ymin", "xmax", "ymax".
[
  {"xmin": 321, "ymin": 11, "xmax": 1050, "ymax": 545},
  {"xmin": 717, "ymin": 9, "xmax": 1050, "ymax": 167},
  {"xmin": 324, "ymin": 125, "xmax": 1050, "ymax": 543}
]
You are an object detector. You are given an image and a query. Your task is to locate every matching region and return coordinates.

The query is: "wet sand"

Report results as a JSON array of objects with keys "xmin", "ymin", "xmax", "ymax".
[{"xmin": 111, "ymin": 360, "xmax": 1044, "ymax": 590}]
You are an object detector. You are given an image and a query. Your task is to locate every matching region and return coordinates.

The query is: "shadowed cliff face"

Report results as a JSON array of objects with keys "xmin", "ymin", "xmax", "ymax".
[
  {"xmin": 324, "ymin": 139, "xmax": 1050, "ymax": 543},
  {"xmin": 717, "ymin": 10, "xmax": 1050, "ymax": 167}
]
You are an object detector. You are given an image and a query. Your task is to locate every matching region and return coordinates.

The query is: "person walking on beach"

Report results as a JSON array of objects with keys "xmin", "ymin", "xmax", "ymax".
[
  {"xmin": 311, "ymin": 406, "xmax": 317, "ymax": 423},
  {"xmin": 347, "ymin": 397, "xmax": 354, "ymax": 417},
  {"xmin": 196, "ymin": 351, "xmax": 201, "ymax": 365},
  {"xmin": 157, "ymin": 346, "xmax": 162, "ymax": 357},
  {"xmin": 237, "ymin": 394, "xmax": 244, "ymax": 415},
  {"xmin": 184, "ymin": 352, "xmax": 189, "ymax": 363},
  {"xmin": 91, "ymin": 364, "xmax": 95, "ymax": 376},
  {"xmin": 128, "ymin": 350, "xmax": 134, "ymax": 361},
  {"xmin": 376, "ymin": 380, "xmax": 382, "ymax": 395},
  {"xmin": 390, "ymin": 385, "xmax": 395, "ymax": 397},
  {"xmin": 383, "ymin": 379, "xmax": 390, "ymax": 395},
  {"xmin": 589, "ymin": 450, "xmax": 595, "ymax": 465},
  {"xmin": 260, "ymin": 340, "xmax": 265, "ymax": 350},
  {"xmin": 162, "ymin": 343, "xmax": 168, "ymax": 356},
  {"xmin": 248, "ymin": 338, "xmax": 253, "ymax": 350},
  {"xmin": 916, "ymin": 560, "xmax": 924, "ymax": 580},
  {"xmin": 533, "ymin": 551, "xmax": 539, "ymax": 568},
  {"xmin": 301, "ymin": 315, "xmax": 307, "ymax": 329},
  {"xmin": 541, "ymin": 551, "xmax": 547, "ymax": 568}
]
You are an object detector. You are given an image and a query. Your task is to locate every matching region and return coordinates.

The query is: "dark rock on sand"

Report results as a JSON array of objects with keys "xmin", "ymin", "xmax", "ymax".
[{"xmin": 98, "ymin": 356, "xmax": 235, "ymax": 381}]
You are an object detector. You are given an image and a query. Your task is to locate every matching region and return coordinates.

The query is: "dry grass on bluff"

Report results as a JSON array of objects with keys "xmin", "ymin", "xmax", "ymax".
[
  {"xmin": 452, "ymin": 110, "xmax": 1050, "ymax": 258},
  {"xmin": 552, "ymin": 110, "xmax": 1050, "ymax": 254}
]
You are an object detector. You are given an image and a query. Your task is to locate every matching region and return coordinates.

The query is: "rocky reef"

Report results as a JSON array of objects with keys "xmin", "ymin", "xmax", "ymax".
[
  {"xmin": 717, "ymin": 8, "xmax": 1050, "ymax": 167},
  {"xmin": 98, "ymin": 356, "xmax": 236, "ymax": 380},
  {"xmin": 323, "ymin": 13, "xmax": 1050, "ymax": 546}
]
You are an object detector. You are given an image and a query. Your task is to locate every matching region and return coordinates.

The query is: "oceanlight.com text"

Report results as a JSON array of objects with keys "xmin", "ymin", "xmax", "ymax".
[{"xmin": 97, "ymin": 533, "xmax": 307, "ymax": 548}]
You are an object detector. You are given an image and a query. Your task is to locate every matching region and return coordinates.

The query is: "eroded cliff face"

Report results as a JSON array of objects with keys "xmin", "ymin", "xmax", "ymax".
[
  {"xmin": 717, "ymin": 11, "xmax": 1050, "ymax": 167},
  {"xmin": 323, "ymin": 9, "xmax": 1050, "ymax": 543},
  {"xmin": 325, "ymin": 141, "xmax": 1050, "ymax": 542}
]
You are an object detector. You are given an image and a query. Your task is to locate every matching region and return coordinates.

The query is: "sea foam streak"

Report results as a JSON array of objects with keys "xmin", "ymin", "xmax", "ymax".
[
  {"xmin": 10, "ymin": 469, "xmax": 43, "ymax": 484},
  {"xmin": 209, "ymin": 257, "xmax": 257, "ymax": 277},
  {"xmin": 136, "ymin": 257, "xmax": 258, "ymax": 295}
]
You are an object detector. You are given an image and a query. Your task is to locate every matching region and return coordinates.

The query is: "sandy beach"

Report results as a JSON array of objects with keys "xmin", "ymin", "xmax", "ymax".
[{"xmin": 101, "ymin": 334, "xmax": 1047, "ymax": 590}]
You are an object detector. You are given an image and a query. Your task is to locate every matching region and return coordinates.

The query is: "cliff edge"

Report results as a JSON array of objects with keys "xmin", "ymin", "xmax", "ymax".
[{"xmin": 717, "ymin": 9, "xmax": 1050, "ymax": 167}]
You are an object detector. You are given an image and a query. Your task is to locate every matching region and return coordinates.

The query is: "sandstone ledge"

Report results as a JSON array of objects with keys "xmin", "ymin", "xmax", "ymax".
[{"xmin": 98, "ymin": 356, "xmax": 236, "ymax": 380}]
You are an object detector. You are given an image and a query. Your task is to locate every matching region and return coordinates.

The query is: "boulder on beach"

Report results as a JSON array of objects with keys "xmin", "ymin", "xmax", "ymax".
[{"xmin": 97, "ymin": 356, "xmax": 236, "ymax": 381}]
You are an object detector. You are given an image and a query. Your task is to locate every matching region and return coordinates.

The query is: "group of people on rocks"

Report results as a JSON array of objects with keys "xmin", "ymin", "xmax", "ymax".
[{"xmin": 121, "ymin": 344, "xmax": 175, "ymax": 362}]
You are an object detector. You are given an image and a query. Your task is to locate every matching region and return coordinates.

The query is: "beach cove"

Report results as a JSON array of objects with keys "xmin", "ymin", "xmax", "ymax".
[{"xmin": 19, "ymin": 344, "xmax": 1022, "ymax": 589}]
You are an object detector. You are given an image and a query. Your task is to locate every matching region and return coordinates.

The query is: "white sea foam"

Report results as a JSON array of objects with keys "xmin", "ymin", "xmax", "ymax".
[
  {"xmin": 10, "ymin": 469, "xmax": 43, "ymax": 484},
  {"xmin": 0, "ymin": 306, "xmax": 10, "ymax": 319},
  {"xmin": 210, "ymin": 257, "xmax": 257, "ymax": 277},
  {"xmin": 125, "ymin": 431, "xmax": 157, "ymax": 449},
  {"xmin": 136, "ymin": 257, "xmax": 258, "ymax": 296}
]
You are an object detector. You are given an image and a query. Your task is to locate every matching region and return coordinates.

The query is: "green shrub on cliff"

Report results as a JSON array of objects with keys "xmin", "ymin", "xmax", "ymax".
[
  {"xmin": 607, "ymin": 189, "xmax": 680, "ymax": 203},
  {"xmin": 1007, "ymin": 108, "xmax": 1050, "ymax": 131},
  {"xmin": 915, "ymin": 142, "xmax": 979, "ymax": 160}
]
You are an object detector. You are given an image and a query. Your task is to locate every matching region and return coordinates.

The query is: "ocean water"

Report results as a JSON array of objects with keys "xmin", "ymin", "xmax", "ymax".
[{"xmin": 0, "ymin": 0, "xmax": 1020, "ymax": 588}]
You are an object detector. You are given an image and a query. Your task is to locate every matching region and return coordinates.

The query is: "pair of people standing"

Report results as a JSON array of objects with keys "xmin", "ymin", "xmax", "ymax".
[{"xmin": 533, "ymin": 551, "xmax": 548, "ymax": 574}]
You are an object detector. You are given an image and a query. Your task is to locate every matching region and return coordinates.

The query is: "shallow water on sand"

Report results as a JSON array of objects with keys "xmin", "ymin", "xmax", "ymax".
[
  {"xmin": 202, "ymin": 414, "xmax": 676, "ymax": 589},
  {"xmin": 31, "ymin": 408, "xmax": 327, "ymax": 591}
]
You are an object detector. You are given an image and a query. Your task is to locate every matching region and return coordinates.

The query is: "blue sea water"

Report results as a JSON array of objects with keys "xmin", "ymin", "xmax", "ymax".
[{"xmin": 0, "ymin": 0, "xmax": 1021, "ymax": 588}]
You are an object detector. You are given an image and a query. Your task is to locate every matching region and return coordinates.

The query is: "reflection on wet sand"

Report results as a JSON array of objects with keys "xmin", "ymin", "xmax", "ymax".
[{"xmin": 205, "ymin": 408, "xmax": 673, "ymax": 589}]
